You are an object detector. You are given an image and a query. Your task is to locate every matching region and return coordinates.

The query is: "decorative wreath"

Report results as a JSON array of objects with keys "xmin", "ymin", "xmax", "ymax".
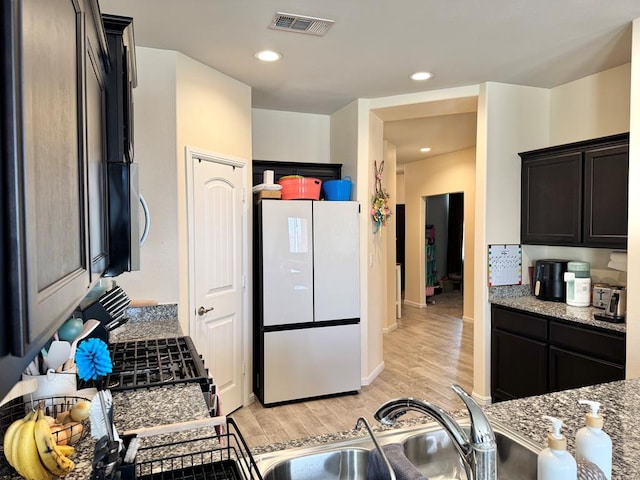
[{"xmin": 371, "ymin": 160, "xmax": 391, "ymax": 233}]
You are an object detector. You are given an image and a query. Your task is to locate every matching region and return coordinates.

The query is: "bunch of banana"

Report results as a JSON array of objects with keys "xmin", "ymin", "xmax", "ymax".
[{"xmin": 3, "ymin": 407, "xmax": 76, "ymax": 479}]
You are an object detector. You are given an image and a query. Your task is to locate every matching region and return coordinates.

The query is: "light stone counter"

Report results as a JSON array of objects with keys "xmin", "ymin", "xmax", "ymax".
[
  {"xmin": 489, "ymin": 286, "xmax": 626, "ymax": 333},
  {"xmin": 251, "ymin": 379, "xmax": 640, "ymax": 480},
  {"xmin": 5, "ymin": 304, "xmax": 634, "ymax": 479}
]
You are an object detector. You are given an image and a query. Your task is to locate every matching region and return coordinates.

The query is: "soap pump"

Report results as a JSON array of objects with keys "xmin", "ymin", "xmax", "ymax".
[
  {"xmin": 576, "ymin": 400, "xmax": 612, "ymax": 480},
  {"xmin": 538, "ymin": 415, "xmax": 577, "ymax": 480}
]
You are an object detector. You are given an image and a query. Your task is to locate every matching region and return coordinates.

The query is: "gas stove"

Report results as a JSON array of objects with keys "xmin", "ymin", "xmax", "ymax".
[{"xmin": 79, "ymin": 337, "xmax": 211, "ymax": 393}]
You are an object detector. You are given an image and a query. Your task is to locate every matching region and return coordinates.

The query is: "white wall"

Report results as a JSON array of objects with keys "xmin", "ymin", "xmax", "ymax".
[
  {"xmin": 252, "ymin": 109, "xmax": 330, "ymax": 163},
  {"xmin": 363, "ymin": 108, "xmax": 386, "ymax": 383},
  {"xmin": 113, "ymin": 47, "xmax": 253, "ymax": 402},
  {"xmin": 330, "ymin": 102, "xmax": 360, "ymax": 182},
  {"xmin": 627, "ymin": 18, "xmax": 640, "ymax": 378},
  {"xmin": 396, "ymin": 172, "xmax": 406, "ymax": 204},
  {"xmin": 115, "ymin": 48, "xmax": 179, "ymax": 305},
  {"xmin": 474, "ymin": 82, "xmax": 551, "ymax": 400},
  {"xmin": 551, "ymin": 63, "xmax": 631, "ymax": 144},
  {"xmin": 174, "ymin": 52, "xmax": 252, "ymax": 333}
]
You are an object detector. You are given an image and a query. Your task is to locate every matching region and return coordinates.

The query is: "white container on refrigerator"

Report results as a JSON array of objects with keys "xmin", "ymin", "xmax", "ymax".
[{"xmin": 256, "ymin": 200, "xmax": 361, "ymax": 405}]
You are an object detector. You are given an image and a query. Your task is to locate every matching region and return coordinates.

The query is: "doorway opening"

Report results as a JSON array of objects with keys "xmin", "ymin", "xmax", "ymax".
[
  {"xmin": 395, "ymin": 204, "xmax": 406, "ymax": 293},
  {"xmin": 425, "ymin": 192, "xmax": 464, "ymax": 308}
]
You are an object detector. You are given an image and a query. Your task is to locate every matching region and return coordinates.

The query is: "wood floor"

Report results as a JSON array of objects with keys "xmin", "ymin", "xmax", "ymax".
[{"xmin": 229, "ymin": 291, "xmax": 473, "ymax": 448}]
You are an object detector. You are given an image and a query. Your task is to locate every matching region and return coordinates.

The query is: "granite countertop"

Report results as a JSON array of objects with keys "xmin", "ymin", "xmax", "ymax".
[
  {"xmin": 109, "ymin": 304, "xmax": 184, "ymax": 342},
  {"xmin": 251, "ymin": 380, "xmax": 640, "ymax": 480},
  {"xmin": 0, "ymin": 305, "xmax": 198, "ymax": 480},
  {"xmin": 489, "ymin": 285, "xmax": 626, "ymax": 333},
  {"xmin": 4, "ymin": 303, "xmax": 635, "ymax": 479},
  {"xmin": 485, "ymin": 378, "xmax": 640, "ymax": 479}
]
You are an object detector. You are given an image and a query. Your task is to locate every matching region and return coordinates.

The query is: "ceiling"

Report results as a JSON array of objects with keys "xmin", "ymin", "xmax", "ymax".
[{"xmin": 100, "ymin": 0, "xmax": 640, "ymax": 166}]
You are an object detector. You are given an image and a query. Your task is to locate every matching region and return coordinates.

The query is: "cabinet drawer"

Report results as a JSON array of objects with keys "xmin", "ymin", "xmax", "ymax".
[
  {"xmin": 549, "ymin": 321, "xmax": 625, "ymax": 365},
  {"xmin": 549, "ymin": 346, "xmax": 625, "ymax": 392},
  {"xmin": 492, "ymin": 306, "xmax": 547, "ymax": 341}
]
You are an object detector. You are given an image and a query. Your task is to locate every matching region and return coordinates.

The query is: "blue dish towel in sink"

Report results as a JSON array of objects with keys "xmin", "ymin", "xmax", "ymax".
[{"xmin": 368, "ymin": 443, "xmax": 428, "ymax": 480}]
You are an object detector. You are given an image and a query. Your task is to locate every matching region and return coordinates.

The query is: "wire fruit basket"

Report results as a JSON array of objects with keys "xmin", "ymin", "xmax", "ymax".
[
  {"xmin": 119, "ymin": 417, "xmax": 263, "ymax": 480},
  {"xmin": 0, "ymin": 395, "xmax": 91, "ymax": 446}
]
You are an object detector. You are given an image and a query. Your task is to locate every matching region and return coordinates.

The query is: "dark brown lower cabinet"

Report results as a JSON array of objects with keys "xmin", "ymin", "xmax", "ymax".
[
  {"xmin": 491, "ymin": 305, "xmax": 626, "ymax": 402},
  {"xmin": 492, "ymin": 330, "xmax": 547, "ymax": 402},
  {"xmin": 549, "ymin": 346, "xmax": 625, "ymax": 392}
]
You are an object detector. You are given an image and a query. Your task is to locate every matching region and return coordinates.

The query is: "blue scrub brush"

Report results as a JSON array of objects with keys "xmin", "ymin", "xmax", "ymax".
[{"xmin": 75, "ymin": 338, "xmax": 114, "ymax": 440}]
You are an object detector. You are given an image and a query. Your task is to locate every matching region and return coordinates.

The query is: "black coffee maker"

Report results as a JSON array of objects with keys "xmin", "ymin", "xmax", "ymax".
[{"xmin": 534, "ymin": 259, "xmax": 569, "ymax": 302}]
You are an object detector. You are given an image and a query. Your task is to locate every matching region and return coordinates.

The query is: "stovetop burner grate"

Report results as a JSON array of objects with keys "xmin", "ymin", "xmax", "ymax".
[{"xmin": 82, "ymin": 337, "xmax": 210, "ymax": 392}]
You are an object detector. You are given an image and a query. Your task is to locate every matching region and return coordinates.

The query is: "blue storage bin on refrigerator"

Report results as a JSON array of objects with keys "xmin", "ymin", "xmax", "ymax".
[{"xmin": 322, "ymin": 177, "xmax": 352, "ymax": 201}]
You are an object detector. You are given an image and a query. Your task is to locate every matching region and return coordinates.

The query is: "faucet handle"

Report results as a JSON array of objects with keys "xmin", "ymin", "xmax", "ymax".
[{"xmin": 451, "ymin": 384, "xmax": 495, "ymax": 445}]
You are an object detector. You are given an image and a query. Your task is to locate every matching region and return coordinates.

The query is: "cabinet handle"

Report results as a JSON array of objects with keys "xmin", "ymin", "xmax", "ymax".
[{"xmin": 198, "ymin": 306, "xmax": 214, "ymax": 316}]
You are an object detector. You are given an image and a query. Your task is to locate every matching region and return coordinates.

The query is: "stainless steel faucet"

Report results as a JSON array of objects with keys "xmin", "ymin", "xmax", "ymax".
[
  {"xmin": 354, "ymin": 417, "xmax": 396, "ymax": 480},
  {"xmin": 374, "ymin": 384, "xmax": 497, "ymax": 480}
]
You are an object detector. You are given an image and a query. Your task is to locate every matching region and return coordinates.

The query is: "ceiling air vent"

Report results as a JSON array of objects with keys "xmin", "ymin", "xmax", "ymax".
[{"xmin": 269, "ymin": 12, "xmax": 335, "ymax": 36}]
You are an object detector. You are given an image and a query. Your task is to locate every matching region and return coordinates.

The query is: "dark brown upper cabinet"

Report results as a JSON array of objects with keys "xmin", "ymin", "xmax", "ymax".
[
  {"xmin": 103, "ymin": 14, "xmax": 137, "ymax": 164},
  {"xmin": 520, "ymin": 133, "xmax": 628, "ymax": 248},
  {"xmin": 0, "ymin": 0, "xmax": 109, "ymax": 401},
  {"xmin": 583, "ymin": 143, "xmax": 629, "ymax": 248}
]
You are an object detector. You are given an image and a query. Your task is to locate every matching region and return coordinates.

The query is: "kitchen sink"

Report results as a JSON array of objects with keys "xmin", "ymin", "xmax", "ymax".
[
  {"xmin": 402, "ymin": 426, "xmax": 539, "ymax": 480},
  {"xmin": 260, "ymin": 448, "xmax": 369, "ymax": 480},
  {"xmin": 256, "ymin": 419, "xmax": 541, "ymax": 480}
]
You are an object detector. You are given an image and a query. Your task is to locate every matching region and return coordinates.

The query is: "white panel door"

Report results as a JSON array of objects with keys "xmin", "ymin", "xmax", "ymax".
[
  {"xmin": 313, "ymin": 201, "xmax": 360, "ymax": 321},
  {"xmin": 263, "ymin": 324, "xmax": 361, "ymax": 404},
  {"xmin": 262, "ymin": 200, "xmax": 314, "ymax": 327},
  {"xmin": 192, "ymin": 158, "xmax": 243, "ymax": 413}
]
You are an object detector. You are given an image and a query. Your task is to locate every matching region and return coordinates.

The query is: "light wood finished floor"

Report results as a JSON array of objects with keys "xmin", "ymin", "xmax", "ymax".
[{"xmin": 230, "ymin": 291, "xmax": 473, "ymax": 448}]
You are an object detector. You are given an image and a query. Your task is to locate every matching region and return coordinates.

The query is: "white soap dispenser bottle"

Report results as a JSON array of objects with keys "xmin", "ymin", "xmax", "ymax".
[
  {"xmin": 537, "ymin": 415, "xmax": 577, "ymax": 480},
  {"xmin": 576, "ymin": 400, "xmax": 612, "ymax": 480}
]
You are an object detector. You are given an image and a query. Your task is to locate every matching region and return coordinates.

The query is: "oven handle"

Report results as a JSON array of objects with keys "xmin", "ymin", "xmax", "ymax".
[{"xmin": 139, "ymin": 193, "xmax": 150, "ymax": 246}]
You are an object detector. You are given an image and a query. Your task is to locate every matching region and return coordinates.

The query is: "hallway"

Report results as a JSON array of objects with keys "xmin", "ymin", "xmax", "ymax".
[{"xmin": 230, "ymin": 291, "xmax": 472, "ymax": 448}]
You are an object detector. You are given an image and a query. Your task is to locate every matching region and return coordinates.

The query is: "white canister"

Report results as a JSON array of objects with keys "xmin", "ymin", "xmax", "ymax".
[
  {"xmin": 263, "ymin": 170, "xmax": 275, "ymax": 185},
  {"xmin": 564, "ymin": 265, "xmax": 591, "ymax": 307}
]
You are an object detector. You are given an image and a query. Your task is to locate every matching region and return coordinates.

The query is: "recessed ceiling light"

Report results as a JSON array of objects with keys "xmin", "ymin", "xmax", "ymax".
[
  {"xmin": 420, "ymin": 147, "xmax": 432, "ymax": 153},
  {"xmin": 410, "ymin": 71, "xmax": 433, "ymax": 81},
  {"xmin": 255, "ymin": 50, "xmax": 282, "ymax": 62}
]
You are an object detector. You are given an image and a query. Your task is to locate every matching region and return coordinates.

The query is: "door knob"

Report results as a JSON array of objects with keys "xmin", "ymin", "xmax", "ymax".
[{"xmin": 198, "ymin": 306, "xmax": 214, "ymax": 316}]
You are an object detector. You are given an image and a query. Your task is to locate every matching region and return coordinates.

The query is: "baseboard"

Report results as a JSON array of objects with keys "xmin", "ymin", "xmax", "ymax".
[
  {"xmin": 383, "ymin": 322, "xmax": 398, "ymax": 333},
  {"xmin": 471, "ymin": 390, "xmax": 492, "ymax": 406},
  {"xmin": 403, "ymin": 299, "xmax": 427, "ymax": 308},
  {"xmin": 361, "ymin": 360, "xmax": 385, "ymax": 386}
]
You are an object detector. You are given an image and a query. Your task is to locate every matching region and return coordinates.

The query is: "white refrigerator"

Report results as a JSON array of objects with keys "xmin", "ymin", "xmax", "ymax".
[{"xmin": 254, "ymin": 200, "xmax": 361, "ymax": 405}]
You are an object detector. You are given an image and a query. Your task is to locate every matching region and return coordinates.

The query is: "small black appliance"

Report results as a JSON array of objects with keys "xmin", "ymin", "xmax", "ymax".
[{"xmin": 534, "ymin": 259, "xmax": 569, "ymax": 302}]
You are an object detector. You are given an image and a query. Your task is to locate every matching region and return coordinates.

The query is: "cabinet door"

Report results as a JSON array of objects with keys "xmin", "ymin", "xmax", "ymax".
[
  {"xmin": 261, "ymin": 201, "xmax": 314, "ymax": 327},
  {"xmin": 583, "ymin": 144, "xmax": 629, "ymax": 248},
  {"xmin": 262, "ymin": 324, "xmax": 360, "ymax": 404},
  {"xmin": 491, "ymin": 329, "xmax": 547, "ymax": 402},
  {"xmin": 549, "ymin": 320, "xmax": 625, "ymax": 366},
  {"xmin": 103, "ymin": 14, "xmax": 136, "ymax": 164},
  {"xmin": 521, "ymin": 151, "xmax": 583, "ymax": 245},
  {"xmin": 19, "ymin": 0, "xmax": 90, "ymax": 353},
  {"xmin": 313, "ymin": 202, "xmax": 360, "ymax": 321},
  {"xmin": 549, "ymin": 346, "xmax": 625, "ymax": 392},
  {"xmin": 86, "ymin": 41, "xmax": 108, "ymax": 277}
]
